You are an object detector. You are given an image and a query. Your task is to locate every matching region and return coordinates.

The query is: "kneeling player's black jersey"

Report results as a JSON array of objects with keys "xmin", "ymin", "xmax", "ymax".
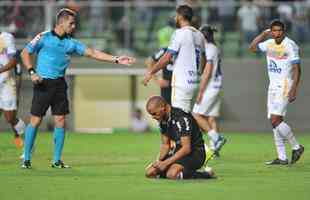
[{"xmin": 159, "ymin": 107, "xmax": 204, "ymax": 151}]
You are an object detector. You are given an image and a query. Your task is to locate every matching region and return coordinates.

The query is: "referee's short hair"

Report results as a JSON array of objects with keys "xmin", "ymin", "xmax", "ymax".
[
  {"xmin": 176, "ymin": 5, "xmax": 193, "ymax": 22},
  {"xmin": 56, "ymin": 8, "xmax": 76, "ymax": 23}
]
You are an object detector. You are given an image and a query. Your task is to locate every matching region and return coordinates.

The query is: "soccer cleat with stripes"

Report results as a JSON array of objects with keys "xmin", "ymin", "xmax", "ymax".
[
  {"xmin": 291, "ymin": 145, "xmax": 304, "ymax": 164},
  {"xmin": 51, "ymin": 160, "xmax": 70, "ymax": 169},
  {"xmin": 265, "ymin": 158, "xmax": 288, "ymax": 165},
  {"xmin": 21, "ymin": 160, "xmax": 32, "ymax": 169}
]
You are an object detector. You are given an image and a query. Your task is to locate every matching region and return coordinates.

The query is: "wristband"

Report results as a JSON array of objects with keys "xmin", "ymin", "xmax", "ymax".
[
  {"xmin": 112, "ymin": 56, "xmax": 119, "ymax": 64},
  {"xmin": 28, "ymin": 68, "xmax": 36, "ymax": 75}
]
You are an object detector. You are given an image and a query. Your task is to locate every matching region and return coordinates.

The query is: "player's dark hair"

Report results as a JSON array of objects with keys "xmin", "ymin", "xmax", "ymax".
[
  {"xmin": 270, "ymin": 19, "xmax": 285, "ymax": 31},
  {"xmin": 176, "ymin": 5, "xmax": 193, "ymax": 22},
  {"xmin": 191, "ymin": 15, "xmax": 201, "ymax": 29},
  {"xmin": 56, "ymin": 8, "xmax": 76, "ymax": 23},
  {"xmin": 200, "ymin": 24, "xmax": 217, "ymax": 44}
]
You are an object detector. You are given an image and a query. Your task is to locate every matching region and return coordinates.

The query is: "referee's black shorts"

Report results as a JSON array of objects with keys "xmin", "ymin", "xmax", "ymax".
[{"xmin": 31, "ymin": 77, "xmax": 69, "ymax": 117}]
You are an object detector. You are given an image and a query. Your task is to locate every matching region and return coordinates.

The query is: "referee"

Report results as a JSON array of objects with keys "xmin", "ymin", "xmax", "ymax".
[{"xmin": 21, "ymin": 8, "xmax": 135, "ymax": 169}]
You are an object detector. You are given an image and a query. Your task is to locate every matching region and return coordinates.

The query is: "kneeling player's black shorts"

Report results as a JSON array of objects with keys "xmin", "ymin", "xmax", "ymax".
[
  {"xmin": 31, "ymin": 77, "xmax": 69, "ymax": 117},
  {"xmin": 175, "ymin": 146, "xmax": 206, "ymax": 172}
]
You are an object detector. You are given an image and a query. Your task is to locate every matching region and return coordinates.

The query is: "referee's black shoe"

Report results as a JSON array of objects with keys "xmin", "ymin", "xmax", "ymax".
[
  {"xmin": 21, "ymin": 160, "xmax": 32, "ymax": 169},
  {"xmin": 51, "ymin": 160, "xmax": 70, "ymax": 169},
  {"xmin": 291, "ymin": 145, "xmax": 304, "ymax": 164}
]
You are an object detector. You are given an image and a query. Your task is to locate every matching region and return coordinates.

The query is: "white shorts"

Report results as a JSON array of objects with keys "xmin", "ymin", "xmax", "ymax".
[
  {"xmin": 193, "ymin": 89, "xmax": 222, "ymax": 117},
  {"xmin": 171, "ymin": 85, "xmax": 198, "ymax": 113},
  {"xmin": 0, "ymin": 78, "xmax": 17, "ymax": 111},
  {"xmin": 267, "ymin": 87, "xmax": 289, "ymax": 118}
]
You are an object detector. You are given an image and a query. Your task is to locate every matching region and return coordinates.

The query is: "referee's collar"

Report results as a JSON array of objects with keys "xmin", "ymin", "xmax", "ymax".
[{"xmin": 51, "ymin": 30, "xmax": 68, "ymax": 40}]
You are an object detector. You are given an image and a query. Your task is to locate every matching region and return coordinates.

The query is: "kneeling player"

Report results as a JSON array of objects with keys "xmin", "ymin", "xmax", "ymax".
[{"xmin": 145, "ymin": 96, "xmax": 215, "ymax": 180}]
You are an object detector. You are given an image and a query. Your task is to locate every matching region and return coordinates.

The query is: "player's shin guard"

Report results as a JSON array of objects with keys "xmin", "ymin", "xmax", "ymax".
[
  {"xmin": 14, "ymin": 119, "xmax": 26, "ymax": 135},
  {"xmin": 24, "ymin": 124, "xmax": 38, "ymax": 161},
  {"xmin": 276, "ymin": 122, "xmax": 300, "ymax": 150},
  {"xmin": 53, "ymin": 127, "xmax": 65, "ymax": 162},
  {"xmin": 273, "ymin": 128, "xmax": 287, "ymax": 160}
]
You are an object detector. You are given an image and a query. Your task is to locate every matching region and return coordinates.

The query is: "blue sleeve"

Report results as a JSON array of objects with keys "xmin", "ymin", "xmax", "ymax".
[
  {"xmin": 25, "ymin": 33, "xmax": 45, "ymax": 54},
  {"xmin": 72, "ymin": 39, "xmax": 86, "ymax": 56}
]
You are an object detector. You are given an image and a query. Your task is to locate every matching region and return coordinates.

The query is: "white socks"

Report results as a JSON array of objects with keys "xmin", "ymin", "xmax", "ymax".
[
  {"xmin": 273, "ymin": 128, "xmax": 287, "ymax": 160},
  {"xmin": 208, "ymin": 129, "xmax": 219, "ymax": 150},
  {"xmin": 276, "ymin": 122, "xmax": 300, "ymax": 150},
  {"xmin": 14, "ymin": 119, "xmax": 26, "ymax": 135}
]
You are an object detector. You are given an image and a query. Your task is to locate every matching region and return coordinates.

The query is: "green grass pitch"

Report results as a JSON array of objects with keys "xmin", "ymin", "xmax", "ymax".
[{"xmin": 0, "ymin": 131, "xmax": 309, "ymax": 200}]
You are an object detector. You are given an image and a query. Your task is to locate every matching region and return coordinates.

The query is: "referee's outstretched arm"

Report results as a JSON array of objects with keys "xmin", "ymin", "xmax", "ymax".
[{"xmin": 84, "ymin": 48, "xmax": 135, "ymax": 66}]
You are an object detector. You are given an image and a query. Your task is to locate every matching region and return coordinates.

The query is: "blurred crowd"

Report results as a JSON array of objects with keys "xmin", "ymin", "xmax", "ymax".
[{"xmin": 0, "ymin": 0, "xmax": 309, "ymax": 55}]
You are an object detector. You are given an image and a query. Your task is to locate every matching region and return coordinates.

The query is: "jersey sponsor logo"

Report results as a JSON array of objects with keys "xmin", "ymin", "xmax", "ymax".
[
  {"xmin": 268, "ymin": 60, "xmax": 282, "ymax": 74},
  {"xmin": 29, "ymin": 31, "xmax": 47, "ymax": 47},
  {"xmin": 187, "ymin": 79, "xmax": 199, "ymax": 84},
  {"xmin": 267, "ymin": 44, "xmax": 288, "ymax": 60}
]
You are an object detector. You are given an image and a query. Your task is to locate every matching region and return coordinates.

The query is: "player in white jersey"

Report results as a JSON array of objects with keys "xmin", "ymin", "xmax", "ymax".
[
  {"xmin": 0, "ymin": 32, "xmax": 25, "ymax": 149},
  {"xmin": 249, "ymin": 20, "xmax": 304, "ymax": 165},
  {"xmin": 143, "ymin": 5, "xmax": 205, "ymax": 113},
  {"xmin": 192, "ymin": 25, "xmax": 226, "ymax": 158}
]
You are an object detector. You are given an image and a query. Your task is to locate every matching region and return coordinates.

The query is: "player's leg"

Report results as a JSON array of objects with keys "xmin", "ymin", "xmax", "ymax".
[
  {"xmin": 50, "ymin": 78, "xmax": 70, "ymax": 168},
  {"xmin": 271, "ymin": 115, "xmax": 304, "ymax": 164},
  {"xmin": 0, "ymin": 79, "xmax": 25, "ymax": 148},
  {"xmin": 266, "ymin": 89, "xmax": 289, "ymax": 165},
  {"xmin": 208, "ymin": 117, "xmax": 226, "ymax": 156},
  {"xmin": 265, "ymin": 115, "xmax": 288, "ymax": 165},
  {"xmin": 267, "ymin": 87, "xmax": 304, "ymax": 164},
  {"xmin": 22, "ymin": 80, "xmax": 50, "ymax": 168},
  {"xmin": 51, "ymin": 115, "xmax": 69, "ymax": 168},
  {"xmin": 169, "ymin": 147, "xmax": 214, "ymax": 180},
  {"xmin": 3, "ymin": 110, "xmax": 25, "ymax": 148},
  {"xmin": 166, "ymin": 163, "xmax": 185, "ymax": 180},
  {"xmin": 22, "ymin": 115, "xmax": 42, "ymax": 168},
  {"xmin": 193, "ymin": 113, "xmax": 210, "ymax": 132}
]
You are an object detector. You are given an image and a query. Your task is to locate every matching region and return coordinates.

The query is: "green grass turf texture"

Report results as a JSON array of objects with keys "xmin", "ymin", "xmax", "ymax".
[{"xmin": 0, "ymin": 131, "xmax": 309, "ymax": 200}]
